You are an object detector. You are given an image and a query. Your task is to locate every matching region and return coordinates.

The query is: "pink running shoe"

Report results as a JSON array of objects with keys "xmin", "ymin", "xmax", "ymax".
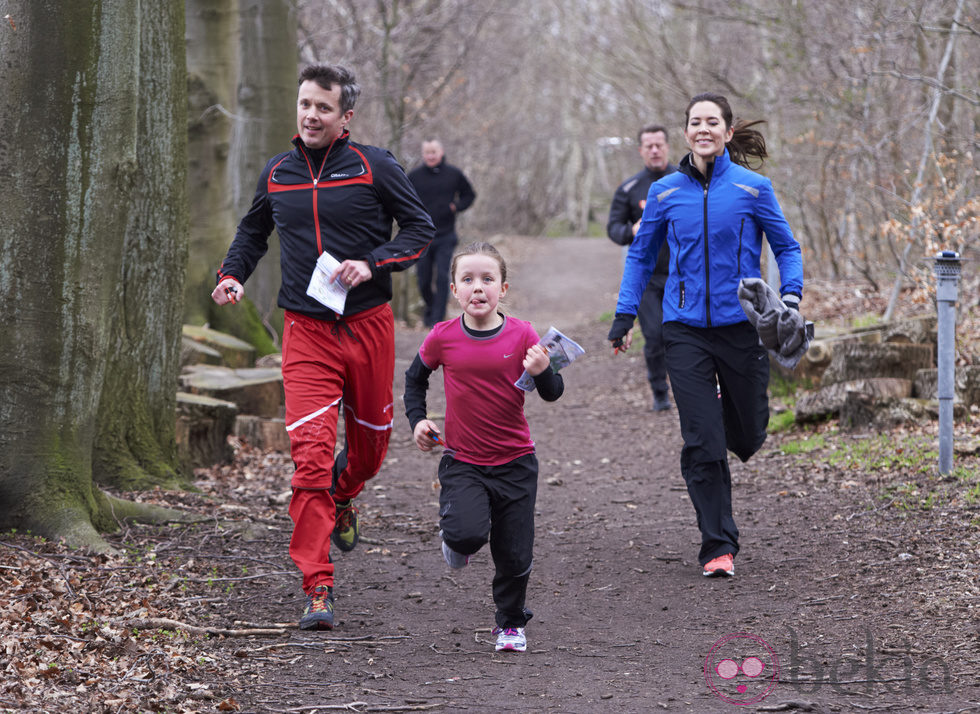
[{"xmin": 702, "ymin": 553, "xmax": 735, "ymax": 577}]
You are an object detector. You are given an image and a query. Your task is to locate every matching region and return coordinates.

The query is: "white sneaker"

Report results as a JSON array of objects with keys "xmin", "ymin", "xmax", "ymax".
[
  {"xmin": 440, "ymin": 532, "xmax": 469, "ymax": 569},
  {"xmin": 493, "ymin": 627, "xmax": 527, "ymax": 652}
]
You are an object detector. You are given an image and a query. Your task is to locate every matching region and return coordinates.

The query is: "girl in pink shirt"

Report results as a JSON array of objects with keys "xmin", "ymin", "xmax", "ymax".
[{"xmin": 403, "ymin": 242, "xmax": 564, "ymax": 653}]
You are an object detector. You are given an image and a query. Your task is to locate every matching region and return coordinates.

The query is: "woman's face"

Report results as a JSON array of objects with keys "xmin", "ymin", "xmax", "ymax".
[{"xmin": 684, "ymin": 101, "xmax": 734, "ymax": 162}]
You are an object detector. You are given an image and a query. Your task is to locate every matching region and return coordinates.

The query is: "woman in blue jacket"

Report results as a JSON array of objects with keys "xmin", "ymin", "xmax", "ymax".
[{"xmin": 608, "ymin": 92, "xmax": 803, "ymax": 578}]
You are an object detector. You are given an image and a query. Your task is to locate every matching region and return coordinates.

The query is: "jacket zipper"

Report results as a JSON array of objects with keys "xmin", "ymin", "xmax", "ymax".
[
  {"xmin": 702, "ymin": 181, "xmax": 711, "ymax": 327},
  {"xmin": 299, "ymin": 137, "xmax": 338, "ymax": 256}
]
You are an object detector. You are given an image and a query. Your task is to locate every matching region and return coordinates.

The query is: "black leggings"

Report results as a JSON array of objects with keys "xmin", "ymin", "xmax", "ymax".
[
  {"xmin": 664, "ymin": 321, "xmax": 770, "ymax": 565},
  {"xmin": 438, "ymin": 453, "xmax": 537, "ymax": 628}
]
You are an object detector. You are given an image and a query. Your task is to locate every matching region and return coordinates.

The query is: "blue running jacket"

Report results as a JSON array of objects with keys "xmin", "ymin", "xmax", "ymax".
[{"xmin": 616, "ymin": 148, "xmax": 803, "ymax": 328}]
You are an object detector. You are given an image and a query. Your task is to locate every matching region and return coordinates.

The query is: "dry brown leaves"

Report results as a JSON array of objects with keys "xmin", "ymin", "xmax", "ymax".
[{"xmin": 0, "ymin": 448, "xmax": 295, "ymax": 713}]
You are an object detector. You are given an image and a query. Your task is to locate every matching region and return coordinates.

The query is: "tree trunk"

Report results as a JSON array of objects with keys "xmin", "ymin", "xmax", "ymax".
[
  {"xmin": 227, "ymin": 0, "xmax": 298, "ymax": 344},
  {"xmin": 0, "ymin": 0, "xmax": 189, "ymax": 549},
  {"xmin": 184, "ymin": 0, "xmax": 240, "ymax": 327}
]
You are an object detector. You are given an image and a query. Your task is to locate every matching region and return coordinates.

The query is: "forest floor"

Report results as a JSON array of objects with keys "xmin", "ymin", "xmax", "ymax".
[{"xmin": 2, "ymin": 236, "xmax": 980, "ymax": 714}]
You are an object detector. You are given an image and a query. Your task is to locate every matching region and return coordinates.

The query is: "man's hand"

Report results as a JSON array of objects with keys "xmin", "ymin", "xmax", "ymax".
[
  {"xmin": 212, "ymin": 278, "xmax": 244, "ymax": 305},
  {"xmin": 328, "ymin": 259, "xmax": 372, "ymax": 289}
]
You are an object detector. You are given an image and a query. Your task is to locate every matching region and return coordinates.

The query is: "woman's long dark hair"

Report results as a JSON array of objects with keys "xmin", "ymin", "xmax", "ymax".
[{"xmin": 685, "ymin": 92, "xmax": 768, "ymax": 169}]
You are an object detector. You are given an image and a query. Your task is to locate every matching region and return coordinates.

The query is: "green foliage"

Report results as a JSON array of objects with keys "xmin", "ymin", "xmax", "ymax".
[
  {"xmin": 768, "ymin": 410, "xmax": 796, "ymax": 434},
  {"xmin": 768, "ymin": 370, "xmax": 812, "ymax": 401},
  {"xmin": 851, "ymin": 313, "xmax": 881, "ymax": 329},
  {"xmin": 207, "ymin": 299, "xmax": 279, "ymax": 357},
  {"xmin": 826, "ymin": 434, "xmax": 937, "ymax": 473},
  {"xmin": 777, "ymin": 431, "xmax": 824, "ymax": 453}
]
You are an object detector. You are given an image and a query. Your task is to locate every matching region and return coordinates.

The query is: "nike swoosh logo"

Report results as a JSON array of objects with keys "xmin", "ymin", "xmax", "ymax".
[{"xmin": 504, "ymin": 353, "xmax": 514, "ymax": 358}]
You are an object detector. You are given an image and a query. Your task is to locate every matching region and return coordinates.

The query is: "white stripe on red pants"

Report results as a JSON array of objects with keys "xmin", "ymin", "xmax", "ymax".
[{"xmin": 282, "ymin": 304, "xmax": 394, "ymax": 592}]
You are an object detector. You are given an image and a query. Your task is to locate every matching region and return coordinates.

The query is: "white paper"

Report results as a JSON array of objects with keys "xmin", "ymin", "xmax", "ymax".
[
  {"xmin": 306, "ymin": 251, "xmax": 349, "ymax": 314},
  {"xmin": 514, "ymin": 326, "xmax": 586, "ymax": 391}
]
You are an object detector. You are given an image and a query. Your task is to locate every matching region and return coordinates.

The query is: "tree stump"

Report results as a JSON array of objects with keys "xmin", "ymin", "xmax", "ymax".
[
  {"xmin": 179, "ymin": 365, "xmax": 284, "ymax": 418},
  {"xmin": 795, "ymin": 378, "xmax": 912, "ymax": 423},
  {"xmin": 914, "ymin": 366, "xmax": 980, "ymax": 407},
  {"xmin": 180, "ymin": 336, "xmax": 223, "ymax": 368},
  {"xmin": 235, "ymin": 415, "xmax": 290, "ymax": 452},
  {"xmin": 820, "ymin": 342, "xmax": 933, "ymax": 386},
  {"xmin": 182, "ymin": 325, "xmax": 256, "ymax": 368},
  {"xmin": 175, "ymin": 392, "xmax": 238, "ymax": 468}
]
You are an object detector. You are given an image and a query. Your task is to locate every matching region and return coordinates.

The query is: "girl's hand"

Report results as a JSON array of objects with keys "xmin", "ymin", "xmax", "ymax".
[
  {"xmin": 413, "ymin": 420, "xmax": 442, "ymax": 452},
  {"xmin": 523, "ymin": 344, "xmax": 551, "ymax": 376}
]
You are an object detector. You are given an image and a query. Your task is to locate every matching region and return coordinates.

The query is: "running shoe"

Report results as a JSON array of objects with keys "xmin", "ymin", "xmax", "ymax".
[
  {"xmin": 299, "ymin": 584, "xmax": 334, "ymax": 630},
  {"xmin": 332, "ymin": 499, "xmax": 360, "ymax": 552},
  {"xmin": 702, "ymin": 553, "xmax": 735, "ymax": 577},
  {"xmin": 439, "ymin": 531, "xmax": 469, "ymax": 569},
  {"xmin": 493, "ymin": 627, "xmax": 527, "ymax": 652}
]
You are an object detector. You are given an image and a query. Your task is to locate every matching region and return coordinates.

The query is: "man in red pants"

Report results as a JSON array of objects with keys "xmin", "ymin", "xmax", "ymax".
[{"xmin": 212, "ymin": 63, "xmax": 434, "ymax": 630}]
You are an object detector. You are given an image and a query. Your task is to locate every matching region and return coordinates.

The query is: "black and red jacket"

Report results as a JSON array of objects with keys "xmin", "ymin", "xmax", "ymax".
[{"xmin": 217, "ymin": 132, "xmax": 435, "ymax": 320}]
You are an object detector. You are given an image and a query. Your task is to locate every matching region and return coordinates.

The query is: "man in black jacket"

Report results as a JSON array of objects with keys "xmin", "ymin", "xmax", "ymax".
[
  {"xmin": 408, "ymin": 139, "xmax": 476, "ymax": 326},
  {"xmin": 607, "ymin": 125, "xmax": 676, "ymax": 411},
  {"xmin": 212, "ymin": 64, "xmax": 434, "ymax": 631}
]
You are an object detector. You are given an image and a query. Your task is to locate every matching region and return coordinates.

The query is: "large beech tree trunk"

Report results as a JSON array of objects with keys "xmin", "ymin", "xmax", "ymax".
[
  {"xmin": 184, "ymin": 0, "xmax": 240, "ymax": 328},
  {"xmin": 0, "ymin": 1, "xmax": 188, "ymax": 549},
  {"xmin": 227, "ymin": 0, "xmax": 297, "ymax": 342},
  {"xmin": 183, "ymin": 0, "xmax": 295, "ymax": 352}
]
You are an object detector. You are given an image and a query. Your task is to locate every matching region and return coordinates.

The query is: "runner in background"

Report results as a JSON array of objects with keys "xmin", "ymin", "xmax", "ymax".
[
  {"xmin": 607, "ymin": 125, "xmax": 677, "ymax": 411},
  {"xmin": 409, "ymin": 139, "xmax": 477, "ymax": 326}
]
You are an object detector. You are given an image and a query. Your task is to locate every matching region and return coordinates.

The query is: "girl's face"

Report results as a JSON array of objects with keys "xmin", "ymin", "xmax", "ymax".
[
  {"xmin": 684, "ymin": 101, "xmax": 733, "ymax": 163},
  {"xmin": 451, "ymin": 254, "xmax": 508, "ymax": 329}
]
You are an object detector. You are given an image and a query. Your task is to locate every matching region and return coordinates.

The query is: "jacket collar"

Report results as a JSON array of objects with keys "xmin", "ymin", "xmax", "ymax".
[
  {"xmin": 424, "ymin": 158, "xmax": 446, "ymax": 173},
  {"xmin": 679, "ymin": 147, "xmax": 732, "ymax": 185},
  {"xmin": 291, "ymin": 129, "xmax": 351, "ymax": 156}
]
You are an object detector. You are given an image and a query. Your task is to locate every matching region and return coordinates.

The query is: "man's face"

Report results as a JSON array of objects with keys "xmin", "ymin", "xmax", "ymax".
[
  {"xmin": 296, "ymin": 80, "xmax": 353, "ymax": 150},
  {"xmin": 639, "ymin": 131, "xmax": 669, "ymax": 172},
  {"xmin": 422, "ymin": 141, "xmax": 444, "ymax": 168}
]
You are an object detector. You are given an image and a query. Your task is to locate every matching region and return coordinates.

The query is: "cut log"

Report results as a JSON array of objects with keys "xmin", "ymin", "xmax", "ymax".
[
  {"xmin": 913, "ymin": 365, "xmax": 980, "ymax": 406},
  {"xmin": 180, "ymin": 336, "xmax": 223, "ymax": 368},
  {"xmin": 179, "ymin": 365, "xmax": 284, "ymax": 418},
  {"xmin": 882, "ymin": 315, "xmax": 936, "ymax": 345},
  {"xmin": 175, "ymin": 392, "xmax": 238, "ymax": 468},
  {"xmin": 235, "ymin": 415, "xmax": 290, "ymax": 452},
  {"xmin": 841, "ymin": 395, "xmax": 967, "ymax": 431},
  {"xmin": 795, "ymin": 378, "xmax": 912, "ymax": 423},
  {"xmin": 820, "ymin": 342, "xmax": 933, "ymax": 386},
  {"xmin": 182, "ymin": 325, "xmax": 256, "ymax": 368}
]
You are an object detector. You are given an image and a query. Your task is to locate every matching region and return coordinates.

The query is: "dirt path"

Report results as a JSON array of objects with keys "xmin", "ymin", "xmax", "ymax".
[{"xmin": 217, "ymin": 237, "xmax": 978, "ymax": 713}]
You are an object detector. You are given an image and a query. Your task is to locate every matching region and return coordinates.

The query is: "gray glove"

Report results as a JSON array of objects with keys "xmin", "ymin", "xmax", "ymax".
[{"xmin": 737, "ymin": 278, "xmax": 781, "ymax": 351}]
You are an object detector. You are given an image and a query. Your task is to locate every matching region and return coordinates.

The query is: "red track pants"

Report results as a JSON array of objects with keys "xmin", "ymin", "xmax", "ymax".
[{"xmin": 282, "ymin": 305, "xmax": 394, "ymax": 592}]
